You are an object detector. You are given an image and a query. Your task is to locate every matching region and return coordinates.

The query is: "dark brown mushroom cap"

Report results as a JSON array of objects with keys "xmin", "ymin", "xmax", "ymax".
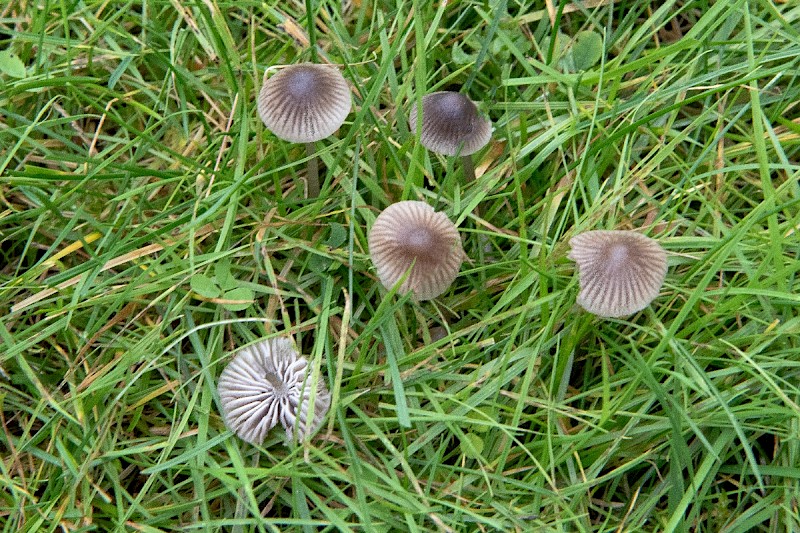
[
  {"xmin": 568, "ymin": 230, "xmax": 668, "ymax": 318},
  {"xmin": 218, "ymin": 337, "xmax": 330, "ymax": 445},
  {"xmin": 257, "ymin": 63, "xmax": 352, "ymax": 143},
  {"xmin": 368, "ymin": 201, "xmax": 465, "ymax": 301},
  {"xmin": 408, "ymin": 91, "xmax": 492, "ymax": 156}
]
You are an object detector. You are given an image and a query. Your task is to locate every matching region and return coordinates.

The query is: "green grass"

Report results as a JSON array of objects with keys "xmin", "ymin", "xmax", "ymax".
[{"xmin": 1, "ymin": 0, "xmax": 800, "ymax": 531}]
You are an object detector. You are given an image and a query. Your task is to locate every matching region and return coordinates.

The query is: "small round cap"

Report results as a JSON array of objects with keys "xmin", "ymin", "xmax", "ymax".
[
  {"xmin": 218, "ymin": 337, "xmax": 330, "ymax": 445},
  {"xmin": 368, "ymin": 201, "xmax": 464, "ymax": 301},
  {"xmin": 408, "ymin": 91, "xmax": 492, "ymax": 156},
  {"xmin": 257, "ymin": 63, "xmax": 352, "ymax": 143},
  {"xmin": 568, "ymin": 230, "xmax": 668, "ymax": 318}
]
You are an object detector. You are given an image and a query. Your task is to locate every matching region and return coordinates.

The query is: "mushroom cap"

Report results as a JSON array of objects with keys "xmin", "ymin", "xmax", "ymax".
[
  {"xmin": 408, "ymin": 91, "xmax": 492, "ymax": 156},
  {"xmin": 257, "ymin": 63, "xmax": 352, "ymax": 143},
  {"xmin": 368, "ymin": 201, "xmax": 465, "ymax": 301},
  {"xmin": 218, "ymin": 337, "xmax": 330, "ymax": 445},
  {"xmin": 567, "ymin": 230, "xmax": 668, "ymax": 318}
]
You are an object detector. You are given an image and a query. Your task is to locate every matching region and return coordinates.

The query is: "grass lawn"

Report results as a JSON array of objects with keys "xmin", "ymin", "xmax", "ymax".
[{"xmin": 2, "ymin": 0, "xmax": 800, "ymax": 531}]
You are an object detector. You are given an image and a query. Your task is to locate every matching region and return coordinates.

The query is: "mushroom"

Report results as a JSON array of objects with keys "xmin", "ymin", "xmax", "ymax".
[
  {"xmin": 408, "ymin": 91, "xmax": 492, "ymax": 183},
  {"xmin": 217, "ymin": 336, "xmax": 330, "ymax": 445},
  {"xmin": 567, "ymin": 230, "xmax": 668, "ymax": 318},
  {"xmin": 257, "ymin": 63, "xmax": 352, "ymax": 197},
  {"xmin": 368, "ymin": 200, "xmax": 465, "ymax": 301}
]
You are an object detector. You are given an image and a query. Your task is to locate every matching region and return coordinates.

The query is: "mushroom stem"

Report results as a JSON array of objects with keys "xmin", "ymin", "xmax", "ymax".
[
  {"xmin": 264, "ymin": 370, "xmax": 287, "ymax": 395},
  {"xmin": 461, "ymin": 155, "xmax": 476, "ymax": 183},
  {"xmin": 305, "ymin": 142, "xmax": 320, "ymax": 197},
  {"xmin": 461, "ymin": 154, "xmax": 483, "ymax": 219}
]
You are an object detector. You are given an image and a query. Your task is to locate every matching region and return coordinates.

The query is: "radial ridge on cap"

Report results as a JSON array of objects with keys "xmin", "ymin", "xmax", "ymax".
[
  {"xmin": 258, "ymin": 63, "xmax": 352, "ymax": 143},
  {"xmin": 368, "ymin": 201, "xmax": 465, "ymax": 301},
  {"xmin": 568, "ymin": 230, "xmax": 668, "ymax": 318}
]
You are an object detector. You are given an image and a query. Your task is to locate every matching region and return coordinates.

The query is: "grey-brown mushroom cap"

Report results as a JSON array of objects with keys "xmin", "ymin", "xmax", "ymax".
[
  {"xmin": 567, "ymin": 230, "xmax": 668, "ymax": 318},
  {"xmin": 408, "ymin": 91, "xmax": 492, "ymax": 156},
  {"xmin": 368, "ymin": 201, "xmax": 465, "ymax": 301},
  {"xmin": 217, "ymin": 337, "xmax": 331, "ymax": 445},
  {"xmin": 257, "ymin": 63, "xmax": 352, "ymax": 143}
]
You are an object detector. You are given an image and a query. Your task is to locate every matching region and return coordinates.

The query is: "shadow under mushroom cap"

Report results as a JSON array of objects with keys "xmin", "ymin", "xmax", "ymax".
[
  {"xmin": 568, "ymin": 230, "xmax": 668, "ymax": 318},
  {"xmin": 368, "ymin": 201, "xmax": 465, "ymax": 301},
  {"xmin": 257, "ymin": 63, "xmax": 352, "ymax": 143}
]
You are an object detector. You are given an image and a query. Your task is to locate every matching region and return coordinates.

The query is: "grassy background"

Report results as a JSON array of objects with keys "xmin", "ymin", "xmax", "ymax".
[{"xmin": 2, "ymin": 0, "xmax": 800, "ymax": 531}]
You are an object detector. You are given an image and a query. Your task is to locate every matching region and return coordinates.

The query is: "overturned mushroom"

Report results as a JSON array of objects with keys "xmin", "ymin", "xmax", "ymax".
[
  {"xmin": 368, "ymin": 201, "xmax": 465, "ymax": 301},
  {"xmin": 218, "ymin": 337, "xmax": 330, "ymax": 445},
  {"xmin": 257, "ymin": 63, "xmax": 352, "ymax": 197},
  {"xmin": 568, "ymin": 230, "xmax": 668, "ymax": 318}
]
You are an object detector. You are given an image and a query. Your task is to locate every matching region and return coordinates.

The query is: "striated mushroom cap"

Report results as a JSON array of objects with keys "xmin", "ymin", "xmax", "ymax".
[
  {"xmin": 368, "ymin": 201, "xmax": 464, "ymax": 301},
  {"xmin": 218, "ymin": 337, "xmax": 330, "ymax": 445},
  {"xmin": 568, "ymin": 230, "xmax": 668, "ymax": 318},
  {"xmin": 408, "ymin": 91, "xmax": 492, "ymax": 156},
  {"xmin": 257, "ymin": 63, "xmax": 352, "ymax": 143}
]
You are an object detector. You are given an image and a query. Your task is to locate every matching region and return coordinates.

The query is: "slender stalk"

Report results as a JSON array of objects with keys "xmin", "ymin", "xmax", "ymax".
[
  {"xmin": 461, "ymin": 154, "xmax": 482, "ymax": 221},
  {"xmin": 306, "ymin": 142, "xmax": 320, "ymax": 197},
  {"xmin": 461, "ymin": 154, "xmax": 476, "ymax": 183}
]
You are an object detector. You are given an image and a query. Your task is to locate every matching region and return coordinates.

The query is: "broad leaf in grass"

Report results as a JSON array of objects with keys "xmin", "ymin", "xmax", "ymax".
[
  {"xmin": 221, "ymin": 287, "xmax": 254, "ymax": 312},
  {"xmin": 0, "ymin": 51, "xmax": 26, "ymax": 78},
  {"xmin": 452, "ymin": 42, "xmax": 477, "ymax": 65},
  {"xmin": 325, "ymin": 222, "xmax": 348, "ymax": 248},
  {"xmin": 190, "ymin": 274, "xmax": 221, "ymax": 299},
  {"xmin": 214, "ymin": 260, "xmax": 238, "ymax": 291},
  {"xmin": 460, "ymin": 432, "xmax": 485, "ymax": 459},
  {"xmin": 571, "ymin": 30, "xmax": 603, "ymax": 71},
  {"xmin": 308, "ymin": 253, "xmax": 333, "ymax": 273},
  {"xmin": 466, "ymin": 407, "xmax": 494, "ymax": 433}
]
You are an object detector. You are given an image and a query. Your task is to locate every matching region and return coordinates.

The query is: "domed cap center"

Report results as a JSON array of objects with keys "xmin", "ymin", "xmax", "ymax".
[
  {"xmin": 606, "ymin": 243, "xmax": 630, "ymax": 269},
  {"xmin": 404, "ymin": 226, "xmax": 436, "ymax": 256},
  {"xmin": 433, "ymin": 92, "xmax": 477, "ymax": 121},
  {"xmin": 284, "ymin": 67, "xmax": 320, "ymax": 100}
]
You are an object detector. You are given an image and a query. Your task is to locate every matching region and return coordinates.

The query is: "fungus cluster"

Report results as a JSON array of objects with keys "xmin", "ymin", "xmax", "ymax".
[
  {"xmin": 225, "ymin": 57, "xmax": 676, "ymax": 453},
  {"xmin": 217, "ymin": 337, "xmax": 330, "ymax": 445}
]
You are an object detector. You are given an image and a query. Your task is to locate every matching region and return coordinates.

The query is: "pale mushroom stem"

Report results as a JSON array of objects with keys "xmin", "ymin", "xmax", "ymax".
[
  {"xmin": 461, "ymin": 155, "xmax": 476, "ymax": 183},
  {"xmin": 461, "ymin": 154, "xmax": 482, "ymax": 219},
  {"xmin": 264, "ymin": 370, "xmax": 287, "ymax": 394},
  {"xmin": 305, "ymin": 142, "xmax": 320, "ymax": 197}
]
